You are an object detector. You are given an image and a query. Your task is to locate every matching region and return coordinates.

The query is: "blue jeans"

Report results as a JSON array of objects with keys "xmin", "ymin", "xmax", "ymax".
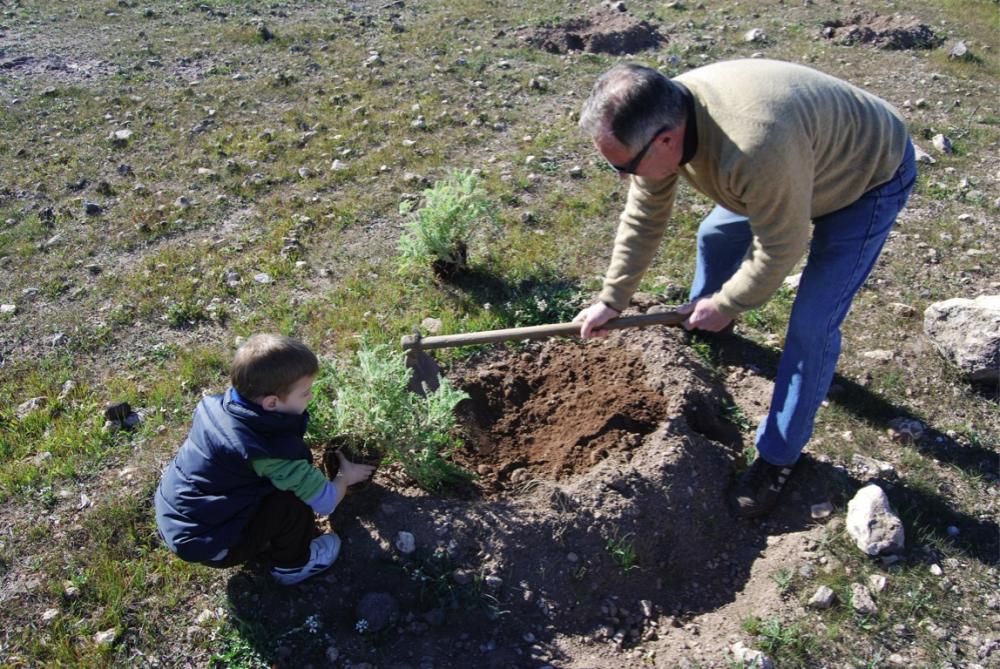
[{"xmin": 689, "ymin": 140, "xmax": 916, "ymax": 465}]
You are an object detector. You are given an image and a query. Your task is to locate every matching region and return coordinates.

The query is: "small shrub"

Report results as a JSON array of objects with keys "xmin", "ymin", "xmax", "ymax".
[
  {"xmin": 397, "ymin": 169, "xmax": 495, "ymax": 278},
  {"xmin": 606, "ymin": 533, "xmax": 639, "ymax": 571},
  {"xmin": 307, "ymin": 342, "xmax": 471, "ymax": 492}
]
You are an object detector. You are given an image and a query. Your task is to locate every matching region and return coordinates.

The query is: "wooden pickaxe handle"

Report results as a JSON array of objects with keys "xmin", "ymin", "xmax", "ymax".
[{"xmin": 401, "ymin": 309, "xmax": 687, "ymax": 352}]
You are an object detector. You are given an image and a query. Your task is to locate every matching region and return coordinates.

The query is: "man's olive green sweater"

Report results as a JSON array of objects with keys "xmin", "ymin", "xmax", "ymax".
[{"xmin": 598, "ymin": 59, "xmax": 908, "ymax": 317}]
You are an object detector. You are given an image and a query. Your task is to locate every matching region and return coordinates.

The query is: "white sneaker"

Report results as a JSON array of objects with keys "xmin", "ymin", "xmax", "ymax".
[{"xmin": 270, "ymin": 533, "xmax": 341, "ymax": 586}]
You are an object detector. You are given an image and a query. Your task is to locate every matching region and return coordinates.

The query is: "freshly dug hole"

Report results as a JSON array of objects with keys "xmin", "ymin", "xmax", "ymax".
[{"xmin": 448, "ymin": 326, "xmax": 744, "ymax": 495}]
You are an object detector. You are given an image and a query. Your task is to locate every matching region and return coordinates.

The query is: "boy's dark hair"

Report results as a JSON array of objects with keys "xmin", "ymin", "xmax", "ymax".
[{"xmin": 231, "ymin": 334, "xmax": 319, "ymax": 399}]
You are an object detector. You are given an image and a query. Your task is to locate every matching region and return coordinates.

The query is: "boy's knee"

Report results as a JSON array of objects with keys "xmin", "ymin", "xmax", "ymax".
[{"xmin": 266, "ymin": 490, "xmax": 311, "ymax": 518}]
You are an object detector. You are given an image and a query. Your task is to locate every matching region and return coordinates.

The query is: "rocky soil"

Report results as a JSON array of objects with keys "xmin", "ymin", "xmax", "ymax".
[{"xmin": 1, "ymin": 1, "xmax": 998, "ymax": 668}]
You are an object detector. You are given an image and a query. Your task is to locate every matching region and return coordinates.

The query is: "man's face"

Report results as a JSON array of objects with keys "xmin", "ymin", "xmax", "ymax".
[
  {"xmin": 595, "ymin": 124, "xmax": 684, "ymax": 180},
  {"xmin": 270, "ymin": 375, "xmax": 315, "ymax": 415}
]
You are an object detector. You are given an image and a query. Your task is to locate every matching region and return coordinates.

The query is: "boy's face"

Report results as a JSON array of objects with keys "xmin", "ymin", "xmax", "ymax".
[{"xmin": 266, "ymin": 375, "xmax": 315, "ymax": 415}]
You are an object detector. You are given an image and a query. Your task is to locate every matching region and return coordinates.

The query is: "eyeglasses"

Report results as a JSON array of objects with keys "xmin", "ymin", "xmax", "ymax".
[{"xmin": 608, "ymin": 125, "xmax": 671, "ymax": 175}]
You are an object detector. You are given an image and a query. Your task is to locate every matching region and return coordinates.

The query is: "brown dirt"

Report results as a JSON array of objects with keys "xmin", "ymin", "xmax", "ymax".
[
  {"xmin": 452, "ymin": 338, "xmax": 671, "ymax": 492},
  {"xmin": 517, "ymin": 4, "xmax": 666, "ymax": 55},
  {"xmin": 238, "ymin": 315, "xmax": 848, "ymax": 668},
  {"xmin": 821, "ymin": 12, "xmax": 944, "ymax": 50}
]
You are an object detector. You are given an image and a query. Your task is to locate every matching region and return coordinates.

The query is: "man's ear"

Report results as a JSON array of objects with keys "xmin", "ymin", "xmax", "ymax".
[{"xmin": 259, "ymin": 395, "xmax": 280, "ymax": 410}]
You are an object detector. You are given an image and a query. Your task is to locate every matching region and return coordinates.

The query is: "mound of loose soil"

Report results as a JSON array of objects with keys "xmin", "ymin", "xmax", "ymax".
[
  {"xmin": 821, "ymin": 12, "xmax": 943, "ymax": 50},
  {"xmin": 453, "ymin": 339, "xmax": 672, "ymax": 492},
  {"xmin": 243, "ymin": 323, "xmax": 837, "ymax": 667},
  {"xmin": 518, "ymin": 4, "xmax": 666, "ymax": 55}
]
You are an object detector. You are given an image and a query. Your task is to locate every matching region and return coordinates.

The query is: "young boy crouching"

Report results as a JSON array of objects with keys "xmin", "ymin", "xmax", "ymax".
[{"xmin": 154, "ymin": 334, "xmax": 373, "ymax": 585}]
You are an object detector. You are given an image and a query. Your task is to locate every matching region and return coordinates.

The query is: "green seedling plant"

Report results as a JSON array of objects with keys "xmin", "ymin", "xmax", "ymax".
[
  {"xmin": 306, "ymin": 342, "xmax": 471, "ymax": 492},
  {"xmin": 606, "ymin": 533, "xmax": 640, "ymax": 572},
  {"xmin": 721, "ymin": 399, "xmax": 753, "ymax": 432},
  {"xmin": 397, "ymin": 169, "xmax": 496, "ymax": 277},
  {"xmin": 741, "ymin": 615, "xmax": 815, "ymax": 664},
  {"xmin": 770, "ymin": 567, "xmax": 794, "ymax": 595}
]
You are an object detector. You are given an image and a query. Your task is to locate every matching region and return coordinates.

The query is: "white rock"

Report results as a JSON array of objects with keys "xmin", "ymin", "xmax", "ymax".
[
  {"xmin": 394, "ymin": 531, "xmax": 416, "ymax": 554},
  {"xmin": 852, "ymin": 453, "xmax": 895, "ymax": 477},
  {"xmin": 861, "ymin": 349, "xmax": 895, "ymax": 362},
  {"xmin": 730, "ymin": 641, "xmax": 774, "ymax": 669},
  {"xmin": 331, "ymin": 159, "xmax": 348, "ymax": 171},
  {"xmin": 94, "ymin": 628, "xmax": 118, "ymax": 646},
  {"xmin": 868, "ymin": 574, "xmax": 887, "ymax": 593},
  {"xmin": 889, "ymin": 302, "xmax": 916, "ymax": 317},
  {"xmin": 783, "ymin": 272, "xmax": 802, "ymax": 289},
  {"xmin": 298, "ymin": 167, "xmax": 312, "ymax": 179},
  {"xmin": 929, "ymin": 563, "xmax": 943, "ymax": 576},
  {"xmin": 1, "ymin": 304, "xmax": 15, "ymax": 314},
  {"xmin": 810, "ymin": 502, "xmax": 834, "ymax": 519},
  {"xmin": 887, "ymin": 417, "xmax": 925, "ymax": 443},
  {"xmin": 924, "ymin": 295, "xmax": 1000, "ymax": 383},
  {"xmin": 932, "ymin": 133, "xmax": 953, "ymax": 154},
  {"xmin": 420, "ymin": 317, "xmax": 442, "ymax": 333},
  {"xmin": 808, "ymin": 585, "xmax": 836, "ymax": 609},
  {"xmin": 253, "ymin": 272, "xmax": 272, "ymax": 284},
  {"xmin": 851, "ymin": 583, "xmax": 878, "ymax": 615},
  {"xmin": 948, "ymin": 41, "xmax": 970, "ymax": 59},
  {"xmin": 16, "ymin": 396, "xmax": 47, "ymax": 420},
  {"xmin": 847, "ymin": 485, "xmax": 905, "ymax": 556},
  {"xmin": 743, "ymin": 28, "xmax": 767, "ymax": 42},
  {"xmin": 42, "ymin": 608, "xmax": 60, "ymax": 622},
  {"xmin": 913, "ymin": 143, "xmax": 936, "ymax": 164}
]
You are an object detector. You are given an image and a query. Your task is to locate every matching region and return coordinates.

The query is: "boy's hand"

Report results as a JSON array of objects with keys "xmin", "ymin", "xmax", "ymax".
[{"xmin": 334, "ymin": 450, "xmax": 376, "ymax": 487}]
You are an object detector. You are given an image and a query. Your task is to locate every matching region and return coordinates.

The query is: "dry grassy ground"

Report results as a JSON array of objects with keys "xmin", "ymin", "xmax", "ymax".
[{"xmin": 1, "ymin": 1, "xmax": 998, "ymax": 667}]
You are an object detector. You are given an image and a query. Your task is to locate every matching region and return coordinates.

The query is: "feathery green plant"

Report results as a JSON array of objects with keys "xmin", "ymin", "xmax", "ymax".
[
  {"xmin": 397, "ymin": 169, "xmax": 495, "ymax": 275},
  {"xmin": 306, "ymin": 342, "xmax": 471, "ymax": 492}
]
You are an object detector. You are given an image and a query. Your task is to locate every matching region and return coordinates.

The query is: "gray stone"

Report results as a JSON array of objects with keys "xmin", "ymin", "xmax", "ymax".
[
  {"xmin": 932, "ymin": 133, "xmax": 953, "ymax": 154},
  {"xmin": 16, "ymin": 396, "xmax": 47, "ymax": 420},
  {"xmin": 110, "ymin": 129, "xmax": 133, "ymax": 145},
  {"xmin": 948, "ymin": 41, "xmax": 971, "ymax": 60},
  {"xmin": 862, "ymin": 349, "xmax": 895, "ymax": 363},
  {"xmin": 93, "ymin": 628, "xmax": 118, "ymax": 647},
  {"xmin": 850, "ymin": 583, "xmax": 878, "ymax": 615},
  {"xmin": 730, "ymin": 641, "xmax": 774, "ymax": 668},
  {"xmin": 420, "ymin": 318, "xmax": 443, "ymax": 334},
  {"xmin": 846, "ymin": 484, "xmax": 905, "ymax": 556},
  {"xmin": 394, "ymin": 531, "xmax": 416, "ymax": 554},
  {"xmin": 889, "ymin": 302, "xmax": 916, "ymax": 317},
  {"xmin": 924, "ymin": 295, "xmax": 1000, "ymax": 383},
  {"xmin": 887, "ymin": 417, "xmax": 925, "ymax": 443},
  {"xmin": 807, "ymin": 585, "xmax": 836, "ymax": 609},
  {"xmin": 913, "ymin": 143, "xmax": 936, "ymax": 164},
  {"xmin": 852, "ymin": 453, "xmax": 896, "ymax": 478}
]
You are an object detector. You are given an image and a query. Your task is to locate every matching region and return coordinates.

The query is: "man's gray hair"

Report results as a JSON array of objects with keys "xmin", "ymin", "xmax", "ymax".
[{"xmin": 579, "ymin": 63, "xmax": 687, "ymax": 149}]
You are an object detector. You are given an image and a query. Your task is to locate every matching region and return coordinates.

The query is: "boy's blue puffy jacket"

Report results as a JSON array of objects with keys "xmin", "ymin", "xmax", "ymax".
[{"xmin": 154, "ymin": 389, "xmax": 312, "ymax": 562}]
